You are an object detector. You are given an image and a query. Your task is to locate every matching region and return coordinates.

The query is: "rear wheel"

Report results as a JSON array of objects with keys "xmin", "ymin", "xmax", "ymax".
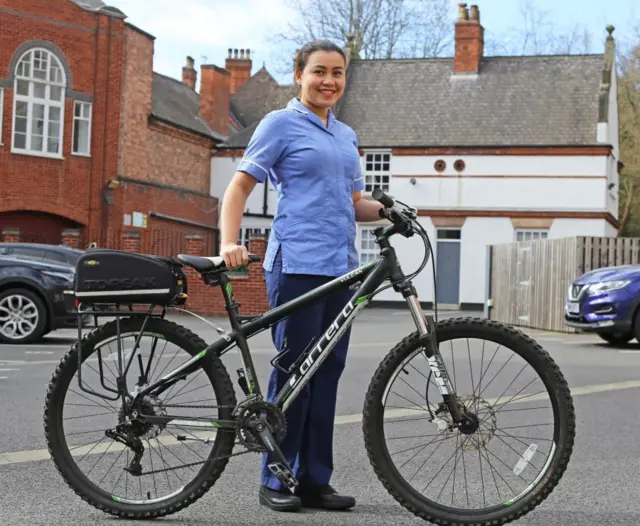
[
  {"xmin": 44, "ymin": 317, "xmax": 237, "ymax": 519},
  {"xmin": 363, "ymin": 317, "xmax": 575, "ymax": 525}
]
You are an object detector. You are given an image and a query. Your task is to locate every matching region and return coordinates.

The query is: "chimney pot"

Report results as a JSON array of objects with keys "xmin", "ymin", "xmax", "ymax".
[
  {"xmin": 458, "ymin": 3, "xmax": 469, "ymax": 21},
  {"xmin": 225, "ymin": 45, "xmax": 253, "ymax": 94},
  {"xmin": 454, "ymin": 3, "xmax": 484, "ymax": 74},
  {"xmin": 182, "ymin": 56, "xmax": 197, "ymax": 89}
]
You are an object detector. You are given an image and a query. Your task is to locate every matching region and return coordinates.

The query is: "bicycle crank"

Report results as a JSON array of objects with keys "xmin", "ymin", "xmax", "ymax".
[{"xmin": 248, "ymin": 411, "xmax": 298, "ymax": 490}]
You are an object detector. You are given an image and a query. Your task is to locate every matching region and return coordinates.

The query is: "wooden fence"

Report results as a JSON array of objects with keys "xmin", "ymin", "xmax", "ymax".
[{"xmin": 488, "ymin": 236, "xmax": 640, "ymax": 332}]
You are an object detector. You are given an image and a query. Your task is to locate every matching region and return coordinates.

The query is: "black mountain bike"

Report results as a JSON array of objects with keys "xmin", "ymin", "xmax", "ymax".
[{"xmin": 44, "ymin": 189, "xmax": 575, "ymax": 525}]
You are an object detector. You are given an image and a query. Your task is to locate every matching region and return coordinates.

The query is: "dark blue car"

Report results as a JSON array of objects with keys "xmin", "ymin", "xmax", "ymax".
[{"xmin": 564, "ymin": 264, "xmax": 640, "ymax": 345}]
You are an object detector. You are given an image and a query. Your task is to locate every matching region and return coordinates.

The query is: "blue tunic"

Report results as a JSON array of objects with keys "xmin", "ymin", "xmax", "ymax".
[{"xmin": 237, "ymin": 97, "xmax": 365, "ymax": 277}]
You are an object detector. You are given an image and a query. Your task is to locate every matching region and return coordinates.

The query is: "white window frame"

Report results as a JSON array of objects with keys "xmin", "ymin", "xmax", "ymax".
[
  {"xmin": 358, "ymin": 226, "xmax": 380, "ymax": 266},
  {"xmin": 515, "ymin": 229, "xmax": 548, "ymax": 242},
  {"xmin": 363, "ymin": 150, "xmax": 391, "ymax": 193},
  {"xmin": 11, "ymin": 47, "xmax": 66, "ymax": 159},
  {"xmin": 72, "ymin": 101, "xmax": 92, "ymax": 156}
]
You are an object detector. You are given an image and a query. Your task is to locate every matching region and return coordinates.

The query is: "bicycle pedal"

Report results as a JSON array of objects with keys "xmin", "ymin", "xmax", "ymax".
[{"xmin": 268, "ymin": 462, "xmax": 299, "ymax": 490}]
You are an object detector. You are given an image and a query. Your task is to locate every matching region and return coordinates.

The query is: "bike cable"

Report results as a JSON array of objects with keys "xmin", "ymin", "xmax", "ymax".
[{"xmin": 368, "ymin": 203, "xmax": 439, "ymax": 324}]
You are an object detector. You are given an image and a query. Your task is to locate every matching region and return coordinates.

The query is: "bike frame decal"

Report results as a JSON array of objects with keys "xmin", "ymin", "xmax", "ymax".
[{"xmin": 276, "ymin": 296, "xmax": 369, "ymax": 411}]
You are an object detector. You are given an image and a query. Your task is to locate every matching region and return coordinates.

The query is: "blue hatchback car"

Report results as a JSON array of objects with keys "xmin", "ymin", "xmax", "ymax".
[{"xmin": 564, "ymin": 264, "xmax": 640, "ymax": 344}]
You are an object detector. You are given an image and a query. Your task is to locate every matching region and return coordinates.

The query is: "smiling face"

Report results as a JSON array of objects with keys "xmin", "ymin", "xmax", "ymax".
[{"xmin": 295, "ymin": 50, "xmax": 346, "ymax": 115}]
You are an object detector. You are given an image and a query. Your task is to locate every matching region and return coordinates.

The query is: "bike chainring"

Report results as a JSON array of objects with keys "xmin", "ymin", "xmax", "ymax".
[{"xmin": 233, "ymin": 398, "xmax": 287, "ymax": 453}]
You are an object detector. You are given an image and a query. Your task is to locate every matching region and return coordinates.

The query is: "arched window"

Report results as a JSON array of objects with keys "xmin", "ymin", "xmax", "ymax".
[{"xmin": 12, "ymin": 48, "xmax": 66, "ymax": 157}]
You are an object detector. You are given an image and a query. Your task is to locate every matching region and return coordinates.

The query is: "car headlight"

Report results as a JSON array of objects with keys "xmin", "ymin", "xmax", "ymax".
[{"xmin": 587, "ymin": 280, "xmax": 631, "ymax": 295}]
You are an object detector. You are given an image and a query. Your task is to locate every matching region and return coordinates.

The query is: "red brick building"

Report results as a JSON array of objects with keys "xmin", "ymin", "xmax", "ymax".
[{"xmin": 0, "ymin": 0, "xmax": 235, "ymax": 255}]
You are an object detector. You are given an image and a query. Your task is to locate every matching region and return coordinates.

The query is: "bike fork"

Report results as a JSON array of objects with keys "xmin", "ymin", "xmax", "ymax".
[{"xmin": 405, "ymin": 294, "xmax": 465, "ymax": 424}]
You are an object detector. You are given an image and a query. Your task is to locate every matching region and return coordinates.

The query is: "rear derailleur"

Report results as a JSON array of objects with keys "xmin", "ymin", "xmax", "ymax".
[{"xmin": 105, "ymin": 424, "xmax": 145, "ymax": 476}]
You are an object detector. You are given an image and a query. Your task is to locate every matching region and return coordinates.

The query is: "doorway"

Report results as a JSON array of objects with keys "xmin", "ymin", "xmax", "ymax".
[{"xmin": 435, "ymin": 228, "xmax": 461, "ymax": 308}]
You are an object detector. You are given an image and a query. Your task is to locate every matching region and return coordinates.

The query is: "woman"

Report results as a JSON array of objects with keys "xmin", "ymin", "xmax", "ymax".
[{"xmin": 218, "ymin": 39, "xmax": 387, "ymax": 513}]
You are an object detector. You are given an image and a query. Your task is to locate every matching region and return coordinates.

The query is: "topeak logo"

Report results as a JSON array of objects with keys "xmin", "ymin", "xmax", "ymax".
[{"xmin": 82, "ymin": 277, "xmax": 158, "ymax": 291}]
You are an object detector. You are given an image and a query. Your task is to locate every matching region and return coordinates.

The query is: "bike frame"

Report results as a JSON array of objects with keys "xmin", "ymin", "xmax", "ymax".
[{"xmin": 77, "ymin": 225, "xmax": 463, "ymax": 431}]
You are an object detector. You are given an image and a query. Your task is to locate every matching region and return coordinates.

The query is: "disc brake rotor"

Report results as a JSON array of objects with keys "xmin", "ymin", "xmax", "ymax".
[{"xmin": 431, "ymin": 395, "xmax": 497, "ymax": 451}]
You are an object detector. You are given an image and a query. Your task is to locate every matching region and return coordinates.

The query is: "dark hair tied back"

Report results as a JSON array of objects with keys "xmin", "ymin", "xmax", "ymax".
[{"xmin": 294, "ymin": 39, "xmax": 347, "ymax": 79}]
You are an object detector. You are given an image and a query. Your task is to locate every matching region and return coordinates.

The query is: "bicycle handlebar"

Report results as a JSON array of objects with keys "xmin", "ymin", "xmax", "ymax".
[{"xmin": 372, "ymin": 188, "xmax": 395, "ymax": 208}]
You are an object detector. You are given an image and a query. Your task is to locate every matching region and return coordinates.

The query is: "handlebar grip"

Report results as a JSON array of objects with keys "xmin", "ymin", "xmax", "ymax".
[
  {"xmin": 372, "ymin": 188, "xmax": 395, "ymax": 208},
  {"xmin": 248, "ymin": 254, "xmax": 261, "ymax": 263}
]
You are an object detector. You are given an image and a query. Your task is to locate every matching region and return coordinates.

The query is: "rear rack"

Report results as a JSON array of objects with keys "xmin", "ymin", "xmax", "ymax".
[{"xmin": 74, "ymin": 302, "xmax": 168, "ymax": 402}]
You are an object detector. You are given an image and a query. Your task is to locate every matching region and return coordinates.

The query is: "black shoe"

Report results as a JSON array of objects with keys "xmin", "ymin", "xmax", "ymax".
[
  {"xmin": 295, "ymin": 484, "xmax": 356, "ymax": 510},
  {"xmin": 259, "ymin": 485, "xmax": 301, "ymax": 512}
]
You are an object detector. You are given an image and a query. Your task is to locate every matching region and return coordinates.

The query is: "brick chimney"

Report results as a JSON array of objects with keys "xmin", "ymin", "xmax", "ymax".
[
  {"xmin": 454, "ymin": 3, "xmax": 484, "ymax": 74},
  {"xmin": 182, "ymin": 56, "xmax": 197, "ymax": 90},
  {"xmin": 225, "ymin": 48, "xmax": 252, "ymax": 94},
  {"xmin": 199, "ymin": 65, "xmax": 230, "ymax": 136}
]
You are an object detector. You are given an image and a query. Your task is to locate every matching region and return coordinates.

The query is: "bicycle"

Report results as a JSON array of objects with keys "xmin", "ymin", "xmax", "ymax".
[{"xmin": 43, "ymin": 188, "xmax": 575, "ymax": 525}]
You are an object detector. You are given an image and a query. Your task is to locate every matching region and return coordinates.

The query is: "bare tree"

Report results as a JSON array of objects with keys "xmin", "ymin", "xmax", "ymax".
[
  {"xmin": 616, "ymin": 39, "xmax": 640, "ymax": 234},
  {"xmin": 270, "ymin": 0, "xmax": 453, "ymax": 60},
  {"xmin": 493, "ymin": 0, "xmax": 593, "ymax": 56}
]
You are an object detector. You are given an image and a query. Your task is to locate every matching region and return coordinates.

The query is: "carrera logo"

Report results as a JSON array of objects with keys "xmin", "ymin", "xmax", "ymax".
[
  {"xmin": 82, "ymin": 277, "xmax": 159, "ymax": 290},
  {"xmin": 288, "ymin": 300, "xmax": 357, "ymax": 388}
]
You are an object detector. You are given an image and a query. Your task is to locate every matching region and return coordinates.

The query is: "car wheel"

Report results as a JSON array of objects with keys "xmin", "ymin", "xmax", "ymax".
[
  {"xmin": 598, "ymin": 332, "xmax": 634, "ymax": 346},
  {"xmin": 0, "ymin": 288, "xmax": 48, "ymax": 344}
]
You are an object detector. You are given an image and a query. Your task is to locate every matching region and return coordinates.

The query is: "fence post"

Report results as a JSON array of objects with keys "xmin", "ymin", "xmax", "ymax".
[
  {"xmin": 61, "ymin": 228, "xmax": 81, "ymax": 249},
  {"xmin": 2, "ymin": 227, "xmax": 20, "ymax": 242},
  {"xmin": 122, "ymin": 231, "xmax": 141, "ymax": 253},
  {"xmin": 484, "ymin": 245, "xmax": 492, "ymax": 319},
  {"xmin": 185, "ymin": 232, "xmax": 204, "ymax": 256}
]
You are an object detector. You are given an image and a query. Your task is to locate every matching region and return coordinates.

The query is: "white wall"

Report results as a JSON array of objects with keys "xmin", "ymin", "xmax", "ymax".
[
  {"xmin": 391, "ymin": 155, "xmax": 608, "ymax": 178},
  {"xmin": 605, "ymin": 221, "xmax": 619, "ymax": 238},
  {"xmin": 550, "ymin": 218, "xmax": 609, "ymax": 238},
  {"xmin": 211, "ymin": 156, "xmax": 278, "ymax": 217},
  {"xmin": 388, "ymin": 155, "xmax": 609, "ymax": 212},
  {"xmin": 390, "ymin": 176, "xmax": 608, "ymax": 211}
]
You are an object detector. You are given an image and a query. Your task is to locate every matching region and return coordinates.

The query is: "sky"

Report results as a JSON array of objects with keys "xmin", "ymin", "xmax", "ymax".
[{"xmin": 104, "ymin": 0, "xmax": 639, "ymax": 88}]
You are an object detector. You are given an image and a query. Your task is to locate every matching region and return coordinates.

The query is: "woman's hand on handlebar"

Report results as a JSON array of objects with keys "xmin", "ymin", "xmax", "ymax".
[{"xmin": 220, "ymin": 242, "xmax": 249, "ymax": 270}]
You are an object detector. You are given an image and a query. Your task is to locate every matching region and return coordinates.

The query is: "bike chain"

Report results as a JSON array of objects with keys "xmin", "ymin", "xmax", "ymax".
[
  {"xmin": 137, "ymin": 402, "xmax": 262, "ymax": 476},
  {"xmin": 139, "ymin": 443, "xmax": 256, "ymax": 477},
  {"xmin": 161, "ymin": 404, "xmax": 234, "ymax": 409}
]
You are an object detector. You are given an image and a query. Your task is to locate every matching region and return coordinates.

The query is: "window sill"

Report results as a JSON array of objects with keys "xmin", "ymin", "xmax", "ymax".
[
  {"xmin": 72, "ymin": 152, "xmax": 92, "ymax": 158},
  {"xmin": 11, "ymin": 147, "xmax": 64, "ymax": 160}
]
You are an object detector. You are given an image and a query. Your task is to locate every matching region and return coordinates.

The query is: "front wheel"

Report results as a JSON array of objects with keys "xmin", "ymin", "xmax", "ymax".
[
  {"xmin": 363, "ymin": 317, "xmax": 575, "ymax": 525},
  {"xmin": 597, "ymin": 332, "xmax": 633, "ymax": 346}
]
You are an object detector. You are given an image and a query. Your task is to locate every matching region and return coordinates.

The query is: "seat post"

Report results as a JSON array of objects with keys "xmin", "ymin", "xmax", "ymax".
[{"xmin": 218, "ymin": 273, "xmax": 242, "ymax": 331}]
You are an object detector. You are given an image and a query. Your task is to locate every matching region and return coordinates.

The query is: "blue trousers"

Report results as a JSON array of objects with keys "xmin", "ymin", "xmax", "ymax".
[{"xmin": 260, "ymin": 250, "xmax": 352, "ymax": 491}]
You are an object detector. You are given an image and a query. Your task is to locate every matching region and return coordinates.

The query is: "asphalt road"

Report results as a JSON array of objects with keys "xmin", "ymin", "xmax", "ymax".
[{"xmin": 2, "ymin": 308, "xmax": 640, "ymax": 525}]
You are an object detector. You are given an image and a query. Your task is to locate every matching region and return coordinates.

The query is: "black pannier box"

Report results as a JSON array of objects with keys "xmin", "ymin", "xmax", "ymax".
[{"xmin": 74, "ymin": 249, "xmax": 187, "ymax": 306}]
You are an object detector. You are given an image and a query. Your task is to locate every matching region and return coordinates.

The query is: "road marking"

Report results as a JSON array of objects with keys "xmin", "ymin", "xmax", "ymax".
[
  {"xmin": 0, "ymin": 369, "xmax": 19, "ymax": 372},
  {"xmin": 0, "ymin": 377, "xmax": 7, "ymax": 380},
  {"xmin": 2, "ymin": 378, "xmax": 640, "ymax": 467},
  {"xmin": 25, "ymin": 351, "xmax": 54, "ymax": 355}
]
